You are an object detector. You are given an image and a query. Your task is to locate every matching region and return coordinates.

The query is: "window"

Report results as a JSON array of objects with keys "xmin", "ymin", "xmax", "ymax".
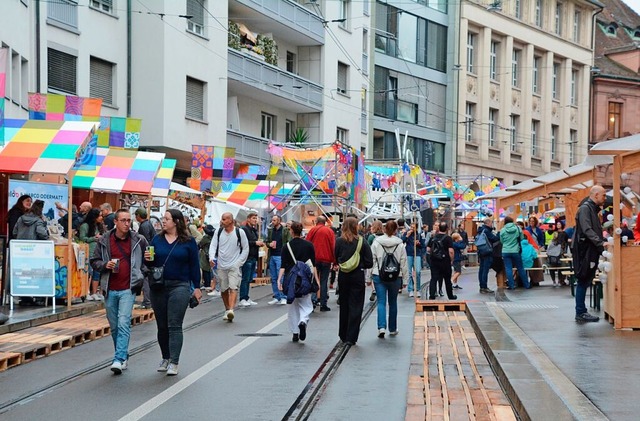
[
  {"xmin": 512, "ymin": 50, "xmax": 520, "ymax": 87},
  {"xmin": 336, "ymin": 127, "xmax": 348, "ymax": 143},
  {"xmin": 466, "ymin": 33, "xmax": 475, "ymax": 73},
  {"xmin": 570, "ymin": 70, "xmax": 577, "ymax": 105},
  {"xmin": 338, "ymin": 0, "xmax": 350, "ymax": 29},
  {"xmin": 285, "ymin": 120, "xmax": 295, "ymax": 142},
  {"xmin": 532, "ymin": 57, "xmax": 540, "ymax": 93},
  {"xmin": 48, "ymin": 48, "xmax": 76, "ymax": 94},
  {"xmin": 552, "ymin": 63, "xmax": 559, "ymax": 100},
  {"xmin": 551, "ymin": 125, "xmax": 558, "ymax": 160},
  {"xmin": 535, "ymin": 0, "xmax": 542, "ymax": 27},
  {"xmin": 286, "ymin": 51, "xmax": 297, "ymax": 74},
  {"xmin": 427, "ymin": 0, "xmax": 447, "ymax": 13},
  {"xmin": 21, "ymin": 57, "xmax": 29, "ymax": 107},
  {"xmin": 531, "ymin": 121, "xmax": 539, "ymax": 156},
  {"xmin": 186, "ymin": 76, "xmax": 205, "ymax": 120},
  {"xmin": 608, "ymin": 102, "xmax": 622, "ymax": 138},
  {"xmin": 363, "ymin": 0, "xmax": 369, "ymax": 16},
  {"xmin": 555, "ymin": 3, "xmax": 563, "ymax": 35},
  {"xmin": 186, "ymin": 0, "xmax": 205, "ymax": 36},
  {"xmin": 261, "ymin": 113, "xmax": 275, "ymax": 140},
  {"xmin": 464, "ymin": 102, "xmax": 475, "ymax": 143},
  {"xmin": 362, "ymin": 29, "xmax": 369, "ymax": 75},
  {"xmin": 515, "ymin": 0, "xmax": 522, "ymax": 19},
  {"xmin": 374, "ymin": 3, "xmax": 398, "ymax": 56},
  {"xmin": 90, "ymin": 56, "xmax": 114, "ymax": 106},
  {"xmin": 489, "ymin": 108, "xmax": 497, "ymax": 147},
  {"xmin": 337, "ymin": 62, "xmax": 349, "ymax": 95},
  {"xmin": 573, "ymin": 11, "xmax": 581, "ymax": 42},
  {"xmin": 490, "ymin": 41, "xmax": 498, "ymax": 81},
  {"xmin": 361, "ymin": 87, "xmax": 368, "ymax": 133},
  {"xmin": 47, "ymin": 0, "xmax": 78, "ymax": 30},
  {"xmin": 569, "ymin": 130, "xmax": 577, "ymax": 165},
  {"xmin": 398, "ymin": 12, "xmax": 417, "ymax": 63},
  {"xmin": 510, "ymin": 115, "xmax": 519, "ymax": 152},
  {"xmin": 90, "ymin": 0, "xmax": 112, "ymax": 14},
  {"xmin": 426, "ymin": 21, "xmax": 447, "ymax": 72}
]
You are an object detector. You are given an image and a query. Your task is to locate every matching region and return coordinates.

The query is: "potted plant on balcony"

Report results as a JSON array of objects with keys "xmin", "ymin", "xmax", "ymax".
[
  {"xmin": 257, "ymin": 34, "xmax": 278, "ymax": 66},
  {"xmin": 288, "ymin": 128, "xmax": 308, "ymax": 148},
  {"xmin": 228, "ymin": 21, "xmax": 241, "ymax": 50}
]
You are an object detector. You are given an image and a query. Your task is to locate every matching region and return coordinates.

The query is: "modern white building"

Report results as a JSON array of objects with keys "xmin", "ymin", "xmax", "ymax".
[
  {"xmin": 455, "ymin": 0, "xmax": 601, "ymax": 186},
  {"xmin": 0, "ymin": 0, "xmax": 371, "ymax": 178}
]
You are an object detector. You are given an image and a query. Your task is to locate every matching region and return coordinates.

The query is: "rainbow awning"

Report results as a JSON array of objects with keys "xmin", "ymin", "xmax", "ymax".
[
  {"xmin": 72, "ymin": 148, "xmax": 165, "ymax": 194},
  {"xmin": 151, "ymin": 158, "xmax": 176, "ymax": 197},
  {"xmin": 0, "ymin": 119, "xmax": 97, "ymax": 174}
]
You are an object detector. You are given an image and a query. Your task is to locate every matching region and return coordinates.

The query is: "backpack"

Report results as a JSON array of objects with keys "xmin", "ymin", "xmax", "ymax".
[
  {"xmin": 339, "ymin": 237, "xmax": 363, "ymax": 273},
  {"xmin": 215, "ymin": 227, "xmax": 243, "ymax": 258},
  {"xmin": 378, "ymin": 245, "xmax": 400, "ymax": 282},
  {"xmin": 429, "ymin": 235, "xmax": 447, "ymax": 260},
  {"xmin": 475, "ymin": 230, "xmax": 493, "ymax": 257},
  {"xmin": 283, "ymin": 243, "xmax": 316, "ymax": 300}
]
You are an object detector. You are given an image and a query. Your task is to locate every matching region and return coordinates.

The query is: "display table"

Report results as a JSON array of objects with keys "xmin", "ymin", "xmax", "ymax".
[
  {"xmin": 604, "ymin": 245, "xmax": 640, "ymax": 328},
  {"xmin": 54, "ymin": 243, "xmax": 89, "ymax": 301}
]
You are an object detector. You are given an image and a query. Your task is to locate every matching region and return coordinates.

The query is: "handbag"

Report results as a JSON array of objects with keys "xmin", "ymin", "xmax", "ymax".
[
  {"xmin": 149, "ymin": 241, "xmax": 178, "ymax": 291},
  {"xmin": 339, "ymin": 237, "xmax": 363, "ymax": 273}
]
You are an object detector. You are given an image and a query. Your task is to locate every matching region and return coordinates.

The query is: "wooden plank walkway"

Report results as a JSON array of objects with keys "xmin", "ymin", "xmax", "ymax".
[
  {"xmin": 406, "ymin": 311, "xmax": 516, "ymax": 421},
  {"xmin": 0, "ymin": 308, "xmax": 154, "ymax": 372}
]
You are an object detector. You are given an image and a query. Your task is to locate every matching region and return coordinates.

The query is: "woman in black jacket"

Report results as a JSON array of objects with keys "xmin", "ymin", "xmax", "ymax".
[
  {"xmin": 335, "ymin": 217, "xmax": 373, "ymax": 346},
  {"xmin": 8, "ymin": 195, "xmax": 32, "ymax": 240}
]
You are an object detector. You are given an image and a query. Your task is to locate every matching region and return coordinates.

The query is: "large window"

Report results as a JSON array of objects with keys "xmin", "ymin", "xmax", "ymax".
[
  {"xmin": 90, "ymin": 0, "xmax": 112, "ymax": 14},
  {"xmin": 535, "ymin": 0, "xmax": 542, "ymax": 27},
  {"xmin": 89, "ymin": 56, "xmax": 114, "ymax": 106},
  {"xmin": 490, "ymin": 41, "xmax": 498, "ymax": 81},
  {"xmin": 261, "ymin": 112, "xmax": 275, "ymax": 140},
  {"xmin": 337, "ymin": 62, "xmax": 349, "ymax": 95},
  {"xmin": 531, "ymin": 121, "xmax": 539, "ymax": 156},
  {"xmin": 398, "ymin": 12, "xmax": 417, "ymax": 63},
  {"xmin": 570, "ymin": 70, "xmax": 578, "ymax": 105},
  {"xmin": 514, "ymin": 0, "xmax": 522, "ymax": 19},
  {"xmin": 426, "ymin": 21, "xmax": 447, "ymax": 72},
  {"xmin": 510, "ymin": 115, "xmax": 519, "ymax": 152},
  {"xmin": 574, "ymin": 11, "xmax": 581, "ymax": 42},
  {"xmin": 532, "ymin": 57, "xmax": 540, "ymax": 93},
  {"xmin": 48, "ymin": 48, "xmax": 77, "ymax": 94},
  {"xmin": 466, "ymin": 33, "xmax": 475, "ymax": 73},
  {"xmin": 465, "ymin": 102, "xmax": 475, "ymax": 143},
  {"xmin": 551, "ymin": 125, "xmax": 558, "ymax": 160},
  {"xmin": 285, "ymin": 120, "xmax": 295, "ymax": 142},
  {"xmin": 488, "ymin": 108, "xmax": 497, "ymax": 147},
  {"xmin": 555, "ymin": 3, "xmax": 563, "ymax": 35},
  {"xmin": 374, "ymin": 3, "xmax": 398, "ymax": 56},
  {"xmin": 187, "ymin": 0, "xmax": 205, "ymax": 36},
  {"xmin": 608, "ymin": 102, "xmax": 622, "ymax": 138},
  {"xmin": 286, "ymin": 51, "xmax": 297, "ymax": 74},
  {"xmin": 552, "ymin": 63, "xmax": 559, "ymax": 100},
  {"xmin": 336, "ymin": 127, "xmax": 348, "ymax": 143},
  {"xmin": 47, "ymin": 0, "xmax": 78, "ymax": 30},
  {"xmin": 186, "ymin": 76, "xmax": 205, "ymax": 121},
  {"xmin": 339, "ymin": 0, "xmax": 350, "ymax": 29},
  {"xmin": 569, "ymin": 130, "xmax": 577, "ymax": 165},
  {"xmin": 512, "ymin": 49, "xmax": 520, "ymax": 88}
]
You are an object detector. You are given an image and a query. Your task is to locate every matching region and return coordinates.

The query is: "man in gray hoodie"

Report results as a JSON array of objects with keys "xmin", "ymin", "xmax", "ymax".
[{"xmin": 499, "ymin": 216, "xmax": 530, "ymax": 289}]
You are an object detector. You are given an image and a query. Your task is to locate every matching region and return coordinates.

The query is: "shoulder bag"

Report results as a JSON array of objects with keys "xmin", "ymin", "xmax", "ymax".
[
  {"xmin": 150, "ymin": 240, "xmax": 178, "ymax": 291},
  {"xmin": 339, "ymin": 237, "xmax": 363, "ymax": 273}
]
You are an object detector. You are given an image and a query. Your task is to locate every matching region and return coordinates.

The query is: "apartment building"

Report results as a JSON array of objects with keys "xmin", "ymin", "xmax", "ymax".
[
  {"xmin": 371, "ymin": 1, "xmax": 456, "ymax": 175},
  {"xmin": 456, "ymin": 0, "xmax": 601, "ymax": 186},
  {"xmin": 0, "ymin": 0, "xmax": 370, "ymax": 176}
]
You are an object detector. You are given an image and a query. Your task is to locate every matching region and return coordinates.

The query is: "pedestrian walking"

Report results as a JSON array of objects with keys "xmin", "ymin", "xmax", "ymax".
[
  {"xmin": 366, "ymin": 220, "xmax": 384, "ymax": 301},
  {"xmin": 546, "ymin": 232, "xmax": 566, "ymax": 287},
  {"xmin": 500, "ymin": 216, "xmax": 530, "ymax": 289},
  {"xmin": 277, "ymin": 221, "xmax": 319, "ymax": 342},
  {"xmin": 91, "ymin": 209, "xmax": 149, "ymax": 375},
  {"xmin": 306, "ymin": 215, "xmax": 336, "ymax": 311},
  {"xmin": 240, "ymin": 212, "xmax": 263, "ymax": 307},
  {"xmin": 266, "ymin": 215, "xmax": 290, "ymax": 305},
  {"xmin": 134, "ymin": 208, "xmax": 155, "ymax": 309},
  {"xmin": 451, "ymin": 233, "xmax": 466, "ymax": 289},
  {"xmin": 335, "ymin": 217, "xmax": 373, "ymax": 346},
  {"xmin": 208, "ymin": 212, "xmax": 249, "ymax": 321},
  {"xmin": 427, "ymin": 222, "xmax": 457, "ymax": 300},
  {"xmin": 476, "ymin": 218, "xmax": 499, "ymax": 294},
  {"xmin": 146, "ymin": 209, "xmax": 201, "ymax": 376},
  {"xmin": 572, "ymin": 185, "xmax": 608, "ymax": 322},
  {"xmin": 402, "ymin": 222, "xmax": 425, "ymax": 298},
  {"xmin": 370, "ymin": 220, "xmax": 408, "ymax": 338},
  {"xmin": 77, "ymin": 208, "xmax": 105, "ymax": 302}
]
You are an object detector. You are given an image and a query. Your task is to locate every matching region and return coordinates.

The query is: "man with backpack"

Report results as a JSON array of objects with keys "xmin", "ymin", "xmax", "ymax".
[
  {"xmin": 476, "ymin": 218, "xmax": 499, "ymax": 294},
  {"xmin": 427, "ymin": 222, "xmax": 457, "ymax": 301},
  {"xmin": 208, "ymin": 212, "xmax": 249, "ymax": 322}
]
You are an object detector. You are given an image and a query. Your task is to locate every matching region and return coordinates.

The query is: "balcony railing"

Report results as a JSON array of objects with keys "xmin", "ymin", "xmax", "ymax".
[
  {"xmin": 234, "ymin": 0, "xmax": 324, "ymax": 44},
  {"xmin": 47, "ymin": 0, "xmax": 78, "ymax": 29},
  {"xmin": 228, "ymin": 48, "xmax": 323, "ymax": 111},
  {"xmin": 361, "ymin": 112, "xmax": 368, "ymax": 134},
  {"xmin": 227, "ymin": 130, "xmax": 272, "ymax": 164}
]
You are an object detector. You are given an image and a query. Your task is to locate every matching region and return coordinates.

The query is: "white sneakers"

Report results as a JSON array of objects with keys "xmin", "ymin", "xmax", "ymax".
[
  {"xmin": 225, "ymin": 309, "xmax": 235, "ymax": 322},
  {"xmin": 378, "ymin": 328, "xmax": 386, "ymax": 338},
  {"xmin": 110, "ymin": 360, "xmax": 127, "ymax": 374},
  {"xmin": 166, "ymin": 363, "xmax": 178, "ymax": 376},
  {"xmin": 248, "ymin": 300, "xmax": 258, "ymax": 306},
  {"xmin": 207, "ymin": 290, "xmax": 221, "ymax": 297},
  {"xmin": 157, "ymin": 359, "xmax": 170, "ymax": 372},
  {"xmin": 268, "ymin": 298, "xmax": 279, "ymax": 305},
  {"xmin": 87, "ymin": 293, "xmax": 104, "ymax": 302},
  {"xmin": 409, "ymin": 292, "xmax": 415, "ymax": 298},
  {"xmin": 278, "ymin": 298, "xmax": 287, "ymax": 305},
  {"xmin": 239, "ymin": 299, "xmax": 259, "ymax": 307}
]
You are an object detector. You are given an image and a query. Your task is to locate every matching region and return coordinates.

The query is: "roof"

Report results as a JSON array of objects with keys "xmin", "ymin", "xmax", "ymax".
[{"xmin": 594, "ymin": 0, "xmax": 640, "ymax": 78}]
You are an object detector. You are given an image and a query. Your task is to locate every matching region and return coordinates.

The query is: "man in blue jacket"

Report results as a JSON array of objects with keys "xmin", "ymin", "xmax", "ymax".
[{"xmin": 477, "ymin": 218, "xmax": 499, "ymax": 293}]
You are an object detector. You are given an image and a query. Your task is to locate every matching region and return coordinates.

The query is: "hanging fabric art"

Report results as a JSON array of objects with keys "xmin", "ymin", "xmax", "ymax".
[
  {"xmin": 28, "ymin": 93, "xmax": 102, "ymax": 122},
  {"xmin": 213, "ymin": 146, "xmax": 235, "ymax": 180}
]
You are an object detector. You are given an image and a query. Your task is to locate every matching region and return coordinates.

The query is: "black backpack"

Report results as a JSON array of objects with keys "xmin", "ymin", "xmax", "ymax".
[
  {"xmin": 430, "ymin": 235, "xmax": 447, "ymax": 260},
  {"xmin": 215, "ymin": 227, "xmax": 243, "ymax": 258},
  {"xmin": 378, "ymin": 245, "xmax": 401, "ymax": 282}
]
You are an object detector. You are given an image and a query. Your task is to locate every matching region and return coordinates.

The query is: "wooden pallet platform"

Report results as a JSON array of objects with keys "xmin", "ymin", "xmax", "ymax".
[
  {"xmin": 415, "ymin": 300, "xmax": 467, "ymax": 312},
  {"xmin": 251, "ymin": 277, "xmax": 271, "ymax": 286},
  {"xmin": 0, "ymin": 352, "xmax": 22, "ymax": 371},
  {"xmin": 406, "ymin": 311, "xmax": 516, "ymax": 421}
]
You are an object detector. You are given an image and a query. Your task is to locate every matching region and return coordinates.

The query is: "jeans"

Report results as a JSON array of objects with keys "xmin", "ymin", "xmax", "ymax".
[
  {"xmin": 575, "ymin": 282, "xmax": 588, "ymax": 316},
  {"xmin": 150, "ymin": 280, "xmax": 191, "ymax": 364},
  {"xmin": 373, "ymin": 275, "xmax": 400, "ymax": 332},
  {"xmin": 269, "ymin": 256, "xmax": 284, "ymax": 300},
  {"xmin": 502, "ymin": 253, "xmax": 530, "ymax": 289},
  {"xmin": 104, "ymin": 289, "xmax": 136, "ymax": 363},
  {"xmin": 429, "ymin": 261, "xmax": 454, "ymax": 299},
  {"xmin": 407, "ymin": 255, "xmax": 422, "ymax": 293},
  {"xmin": 316, "ymin": 262, "xmax": 331, "ymax": 307},
  {"xmin": 478, "ymin": 255, "xmax": 493, "ymax": 289},
  {"xmin": 240, "ymin": 259, "xmax": 257, "ymax": 301}
]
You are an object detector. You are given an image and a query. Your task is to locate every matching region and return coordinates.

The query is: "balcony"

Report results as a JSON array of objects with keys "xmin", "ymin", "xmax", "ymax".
[
  {"xmin": 227, "ymin": 130, "xmax": 272, "ymax": 164},
  {"xmin": 228, "ymin": 48, "xmax": 323, "ymax": 113},
  {"xmin": 229, "ymin": 0, "xmax": 324, "ymax": 46}
]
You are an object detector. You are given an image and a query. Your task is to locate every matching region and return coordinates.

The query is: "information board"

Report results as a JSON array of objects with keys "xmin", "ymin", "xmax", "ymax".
[{"xmin": 9, "ymin": 240, "xmax": 56, "ymax": 297}]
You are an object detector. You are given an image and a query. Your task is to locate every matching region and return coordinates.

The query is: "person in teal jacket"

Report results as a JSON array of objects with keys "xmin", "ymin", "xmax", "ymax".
[
  {"xmin": 499, "ymin": 216, "xmax": 530, "ymax": 289},
  {"xmin": 520, "ymin": 239, "xmax": 538, "ymax": 269}
]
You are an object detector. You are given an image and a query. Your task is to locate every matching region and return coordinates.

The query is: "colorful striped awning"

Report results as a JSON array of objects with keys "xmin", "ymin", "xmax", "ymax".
[
  {"xmin": 151, "ymin": 158, "xmax": 176, "ymax": 197},
  {"xmin": 0, "ymin": 119, "xmax": 97, "ymax": 174},
  {"xmin": 72, "ymin": 147, "xmax": 165, "ymax": 194}
]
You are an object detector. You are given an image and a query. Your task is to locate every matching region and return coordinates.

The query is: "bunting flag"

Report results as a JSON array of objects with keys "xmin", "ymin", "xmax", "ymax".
[
  {"xmin": 0, "ymin": 48, "xmax": 7, "ymax": 144},
  {"xmin": 28, "ymin": 93, "xmax": 102, "ymax": 121},
  {"xmin": 96, "ymin": 116, "xmax": 142, "ymax": 149}
]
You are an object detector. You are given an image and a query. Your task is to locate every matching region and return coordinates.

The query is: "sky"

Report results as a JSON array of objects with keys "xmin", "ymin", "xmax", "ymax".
[{"xmin": 625, "ymin": 0, "xmax": 640, "ymax": 15}]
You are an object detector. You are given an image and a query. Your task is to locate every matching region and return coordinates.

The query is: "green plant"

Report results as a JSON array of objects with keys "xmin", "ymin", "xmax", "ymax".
[
  {"xmin": 288, "ymin": 128, "xmax": 308, "ymax": 147},
  {"xmin": 228, "ymin": 21, "xmax": 241, "ymax": 50},
  {"xmin": 257, "ymin": 34, "xmax": 278, "ymax": 66}
]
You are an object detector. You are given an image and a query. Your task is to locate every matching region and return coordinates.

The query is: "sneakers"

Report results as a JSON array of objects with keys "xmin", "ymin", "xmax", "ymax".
[
  {"xmin": 268, "ymin": 298, "xmax": 280, "ymax": 305},
  {"xmin": 277, "ymin": 298, "xmax": 287, "ymax": 305},
  {"xmin": 93, "ymin": 293, "xmax": 105, "ymax": 301},
  {"xmin": 292, "ymin": 333, "xmax": 299, "ymax": 342},
  {"xmin": 390, "ymin": 330, "xmax": 399, "ymax": 336},
  {"xmin": 453, "ymin": 285, "xmax": 463, "ymax": 289},
  {"xmin": 438, "ymin": 290, "xmax": 444, "ymax": 297},
  {"xmin": 207, "ymin": 290, "xmax": 221, "ymax": 297},
  {"xmin": 248, "ymin": 300, "xmax": 258, "ymax": 306},
  {"xmin": 298, "ymin": 322, "xmax": 307, "ymax": 341},
  {"xmin": 449, "ymin": 295, "xmax": 458, "ymax": 300},
  {"xmin": 378, "ymin": 328, "xmax": 385, "ymax": 338},
  {"xmin": 239, "ymin": 299, "xmax": 251, "ymax": 307},
  {"xmin": 157, "ymin": 359, "xmax": 170, "ymax": 372},
  {"xmin": 226, "ymin": 309, "xmax": 235, "ymax": 322},
  {"xmin": 369, "ymin": 291, "xmax": 376, "ymax": 301},
  {"xmin": 134, "ymin": 304, "xmax": 150, "ymax": 310},
  {"xmin": 166, "ymin": 363, "xmax": 178, "ymax": 376},
  {"xmin": 576, "ymin": 312, "xmax": 599, "ymax": 322},
  {"xmin": 320, "ymin": 306, "xmax": 331, "ymax": 312},
  {"xmin": 409, "ymin": 292, "xmax": 414, "ymax": 298},
  {"xmin": 222, "ymin": 312, "xmax": 229, "ymax": 321},
  {"xmin": 110, "ymin": 360, "xmax": 124, "ymax": 375},
  {"xmin": 479, "ymin": 287, "xmax": 494, "ymax": 294},
  {"xmin": 86, "ymin": 294, "xmax": 95, "ymax": 301}
]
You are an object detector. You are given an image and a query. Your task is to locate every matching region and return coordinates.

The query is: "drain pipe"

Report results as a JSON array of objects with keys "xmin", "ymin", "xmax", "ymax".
[
  {"xmin": 127, "ymin": 0, "xmax": 132, "ymax": 116},
  {"xmin": 35, "ymin": 0, "xmax": 41, "ymax": 92}
]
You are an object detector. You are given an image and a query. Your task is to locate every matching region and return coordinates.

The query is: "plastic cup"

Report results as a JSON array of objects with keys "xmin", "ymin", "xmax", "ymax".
[
  {"xmin": 147, "ymin": 246, "xmax": 155, "ymax": 261},
  {"xmin": 112, "ymin": 258, "xmax": 120, "ymax": 273}
]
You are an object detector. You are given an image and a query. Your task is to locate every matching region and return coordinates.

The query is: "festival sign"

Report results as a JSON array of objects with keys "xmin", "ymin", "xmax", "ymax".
[
  {"xmin": 10, "ymin": 240, "xmax": 56, "ymax": 297},
  {"xmin": 9, "ymin": 180, "xmax": 69, "ymax": 222}
]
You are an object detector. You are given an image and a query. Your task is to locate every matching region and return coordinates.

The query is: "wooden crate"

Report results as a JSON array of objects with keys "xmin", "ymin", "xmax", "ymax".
[
  {"xmin": 251, "ymin": 277, "xmax": 271, "ymax": 286},
  {"xmin": 0, "ymin": 352, "xmax": 21, "ymax": 371},
  {"xmin": 415, "ymin": 300, "xmax": 466, "ymax": 312}
]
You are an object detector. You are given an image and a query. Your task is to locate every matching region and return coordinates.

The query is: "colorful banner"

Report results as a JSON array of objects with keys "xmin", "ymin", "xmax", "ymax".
[
  {"xmin": 28, "ymin": 93, "xmax": 102, "ymax": 121},
  {"xmin": 96, "ymin": 116, "xmax": 142, "ymax": 149},
  {"xmin": 235, "ymin": 164, "xmax": 268, "ymax": 180},
  {"xmin": 151, "ymin": 158, "xmax": 177, "ymax": 197},
  {"xmin": 9, "ymin": 180, "xmax": 69, "ymax": 222},
  {"xmin": 72, "ymin": 134, "xmax": 98, "ymax": 170},
  {"xmin": 213, "ymin": 146, "xmax": 235, "ymax": 179},
  {"xmin": 191, "ymin": 145, "xmax": 213, "ymax": 180}
]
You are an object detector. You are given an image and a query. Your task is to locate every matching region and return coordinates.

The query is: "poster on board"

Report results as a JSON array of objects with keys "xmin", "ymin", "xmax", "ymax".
[
  {"xmin": 10, "ymin": 240, "xmax": 56, "ymax": 297},
  {"xmin": 8, "ymin": 180, "xmax": 68, "ymax": 222}
]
